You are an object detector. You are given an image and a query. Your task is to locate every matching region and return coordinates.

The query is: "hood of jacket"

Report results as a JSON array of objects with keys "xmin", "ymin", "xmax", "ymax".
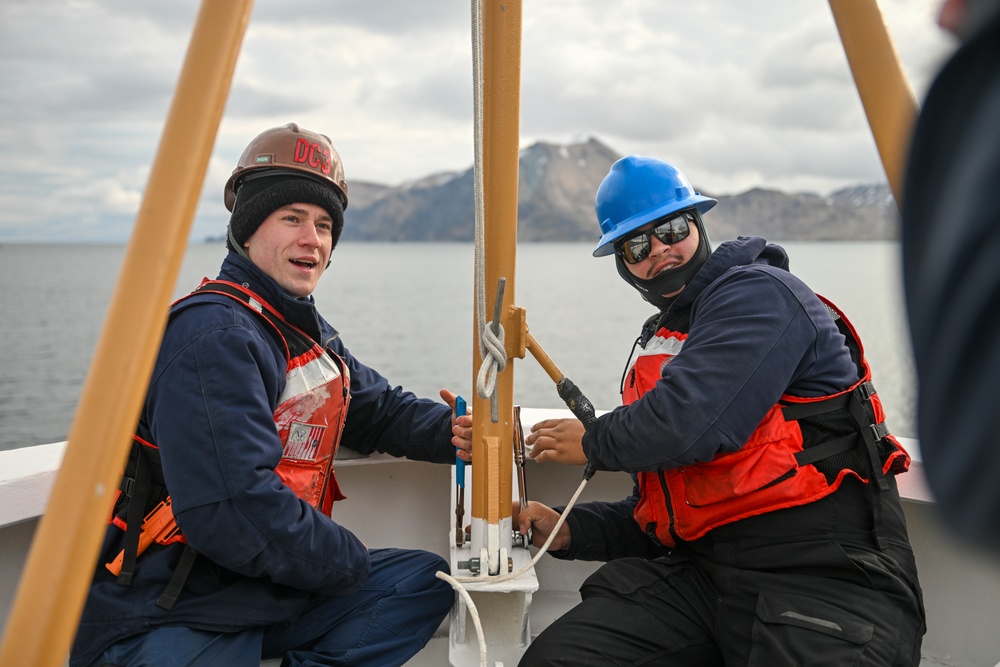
[{"xmin": 669, "ymin": 236, "xmax": 789, "ymax": 312}]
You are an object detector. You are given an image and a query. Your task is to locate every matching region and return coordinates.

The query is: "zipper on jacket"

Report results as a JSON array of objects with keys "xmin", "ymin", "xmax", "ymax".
[{"xmin": 657, "ymin": 470, "xmax": 680, "ymax": 545}]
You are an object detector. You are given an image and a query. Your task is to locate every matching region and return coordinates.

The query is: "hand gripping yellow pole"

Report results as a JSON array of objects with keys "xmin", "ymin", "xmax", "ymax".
[
  {"xmin": 0, "ymin": 2, "xmax": 253, "ymax": 664},
  {"xmin": 828, "ymin": 0, "xmax": 918, "ymax": 207}
]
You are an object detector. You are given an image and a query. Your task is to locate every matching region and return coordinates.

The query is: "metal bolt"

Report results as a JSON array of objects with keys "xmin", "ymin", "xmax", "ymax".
[{"xmin": 458, "ymin": 558, "xmax": 481, "ymax": 575}]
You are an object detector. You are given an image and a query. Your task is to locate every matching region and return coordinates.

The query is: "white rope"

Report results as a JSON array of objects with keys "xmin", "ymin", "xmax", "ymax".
[
  {"xmin": 436, "ymin": 570, "xmax": 489, "ymax": 667},
  {"xmin": 470, "ymin": 0, "xmax": 506, "ymax": 417}
]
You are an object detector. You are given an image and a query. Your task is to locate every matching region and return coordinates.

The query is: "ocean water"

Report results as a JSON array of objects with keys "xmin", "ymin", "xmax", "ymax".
[{"xmin": 0, "ymin": 240, "xmax": 915, "ymax": 452}]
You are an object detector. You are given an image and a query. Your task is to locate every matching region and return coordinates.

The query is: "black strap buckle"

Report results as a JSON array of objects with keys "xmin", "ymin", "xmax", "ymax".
[
  {"xmin": 856, "ymin": 381, "xmax": 877, "ymax": 401},
  {"xmin": 870, "ymin": 422, "xmax": 889, "ymax": 441}
]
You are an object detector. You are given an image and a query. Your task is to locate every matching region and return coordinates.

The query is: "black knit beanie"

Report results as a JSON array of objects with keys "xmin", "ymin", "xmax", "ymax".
[{"xmin": 226, "ymin": 172, "xmax": 345, "ymax": 253}]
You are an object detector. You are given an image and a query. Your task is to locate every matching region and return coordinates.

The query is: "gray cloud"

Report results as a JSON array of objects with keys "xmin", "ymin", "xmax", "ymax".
[{"xmin": 0, "ymin": 0, "xmax": 956, "ymax": 242}]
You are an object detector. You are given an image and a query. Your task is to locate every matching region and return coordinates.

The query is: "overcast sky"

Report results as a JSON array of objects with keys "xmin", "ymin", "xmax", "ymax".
[{"xmin": 0, "ymin": 0, "xmax": 957, "ymax": 242}]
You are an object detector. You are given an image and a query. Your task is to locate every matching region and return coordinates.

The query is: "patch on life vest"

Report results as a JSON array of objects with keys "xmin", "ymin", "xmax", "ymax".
[{"xmin": 283, "ymin": 421, "xmax": 326, "ymax": 461}]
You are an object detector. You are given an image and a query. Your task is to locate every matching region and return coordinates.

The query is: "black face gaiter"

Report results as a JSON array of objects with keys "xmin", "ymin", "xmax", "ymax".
[{"xmin": 614, "ymin": 214, "xmax": 712, "ymax": 310}]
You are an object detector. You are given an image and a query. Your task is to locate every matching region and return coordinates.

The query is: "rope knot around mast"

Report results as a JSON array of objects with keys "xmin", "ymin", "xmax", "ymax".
[{"xmin": 476, "ymin": 321, "xmax": 506, "ymax": 401}]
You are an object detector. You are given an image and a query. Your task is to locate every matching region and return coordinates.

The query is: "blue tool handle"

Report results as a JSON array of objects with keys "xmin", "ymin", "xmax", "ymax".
[{"xmin": 455, "ymin": 396, "xmax": 467, "ymax": 488}]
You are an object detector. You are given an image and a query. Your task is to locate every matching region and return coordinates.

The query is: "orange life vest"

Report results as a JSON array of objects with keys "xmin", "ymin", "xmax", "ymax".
[
  {"xmin": 628, "ymin": 296, "xmax": 910, "ymax": 548},
  {"xmin": 196, "ymin": 280, "xmax": 351, "ymax": 515}
]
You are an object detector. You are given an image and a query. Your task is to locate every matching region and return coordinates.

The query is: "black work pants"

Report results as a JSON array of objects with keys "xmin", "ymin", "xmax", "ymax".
[{"xmin": 520, "ymin": 481, "xmax": 925, "ymax": 666}]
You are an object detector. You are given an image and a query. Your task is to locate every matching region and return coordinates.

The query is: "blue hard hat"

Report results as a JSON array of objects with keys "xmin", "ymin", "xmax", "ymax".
[{"xmin": 593, "ymin": 156, "xmax": 717, "ymax": 257}]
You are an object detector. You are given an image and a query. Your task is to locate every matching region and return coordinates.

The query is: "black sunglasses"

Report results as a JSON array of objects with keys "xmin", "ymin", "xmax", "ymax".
[{"xmin": 615, "ymin": 211, "xmax": 695, "ymax": 265}]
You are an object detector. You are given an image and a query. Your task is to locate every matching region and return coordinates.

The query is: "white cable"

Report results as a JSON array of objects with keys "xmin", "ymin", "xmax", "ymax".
[
  {"xmin": 470, "ymin": 0, "xmax": 506, "ymax": 411},
  {"xmin": 471, "ymin": 0, "xmax": 487, "ymax": 368},
  {"xmin": 436, "ymin": 570, "xmax": 489, "ymax": 667},
  {"xmin": 447, "ymin": 9, "xmax": 491, "ymax": 662}
]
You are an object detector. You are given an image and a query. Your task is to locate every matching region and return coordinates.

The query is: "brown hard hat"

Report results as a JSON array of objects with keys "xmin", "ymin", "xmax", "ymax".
[{"xmin": 224, "ymin": 123, "xmax": 349, "ymax": 211}]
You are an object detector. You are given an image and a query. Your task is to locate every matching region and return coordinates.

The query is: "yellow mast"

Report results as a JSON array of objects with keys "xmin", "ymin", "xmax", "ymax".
[
  {"xmin": 828, "ymin": 0, "xmax": 918, "ymax": 206},
  {"xmin": 0, "ymin": 2, "xmax": 253, "ymax": 664},
  {"xmin": 470, "ymin": 0, "xmax": 522, "ymax": 574}
]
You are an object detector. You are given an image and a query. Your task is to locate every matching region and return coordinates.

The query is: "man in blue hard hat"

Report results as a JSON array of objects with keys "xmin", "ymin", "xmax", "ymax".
[{"xmin": 516, "ymin": 156, "xmax": 926, "ymax": 666}]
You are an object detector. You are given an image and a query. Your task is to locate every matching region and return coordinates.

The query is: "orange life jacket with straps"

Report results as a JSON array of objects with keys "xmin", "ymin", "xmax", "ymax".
[
  {"xmin": 628, "ymin": 295, "xmax": 910, "ymax": 549},
  {"xmin": 109, "ymin": 280, "xmax": 350, "ymax": 608}
]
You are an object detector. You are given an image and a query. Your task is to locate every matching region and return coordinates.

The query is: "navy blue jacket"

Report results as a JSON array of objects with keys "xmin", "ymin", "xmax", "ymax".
[
  {"xmin": 71, "ymin": 253, "xmax": 455, "ymax": 666},
  {"xmin": 561, "ymin": 237, "xmax": 863, "ymax": 561}
]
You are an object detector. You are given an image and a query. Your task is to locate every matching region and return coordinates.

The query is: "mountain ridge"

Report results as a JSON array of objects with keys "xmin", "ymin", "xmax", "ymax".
[{"xmin": 341, "ymin": 137, "xmax": 899, "ymax": 243}]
